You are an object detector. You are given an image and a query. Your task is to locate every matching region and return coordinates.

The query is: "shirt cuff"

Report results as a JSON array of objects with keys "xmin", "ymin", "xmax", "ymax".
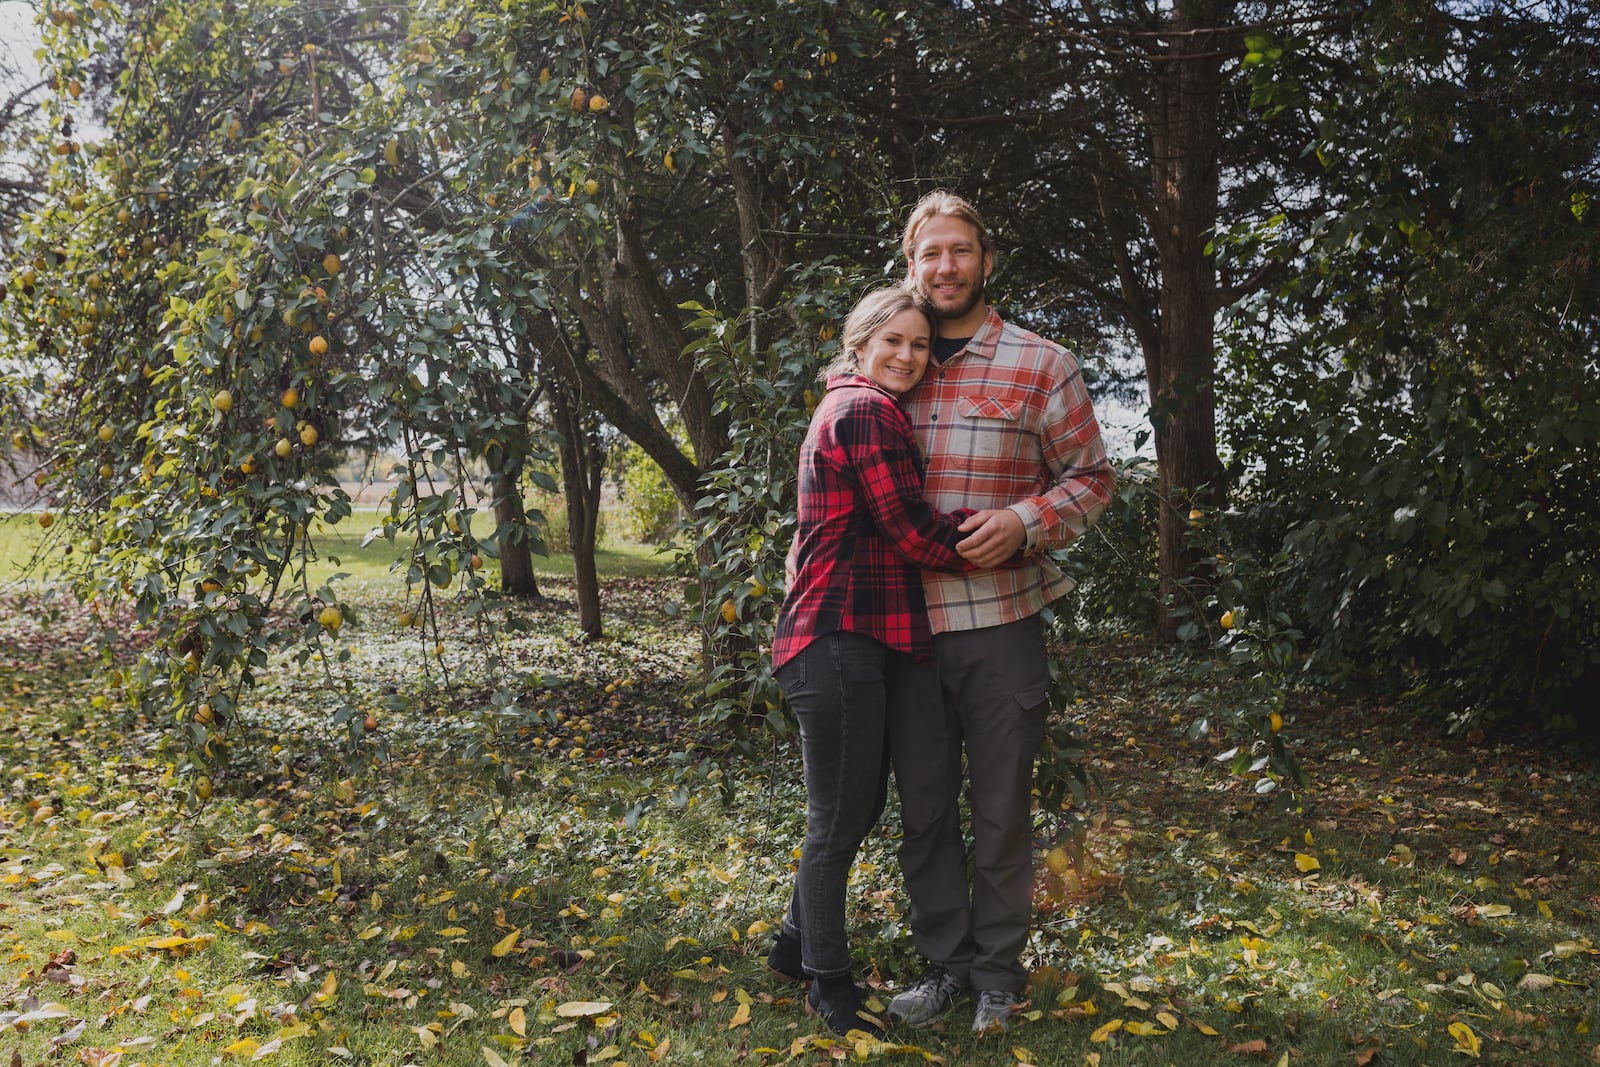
[{"xmin": 1008, "ymin": 500, "xmax": 1044, "ymax": 553}]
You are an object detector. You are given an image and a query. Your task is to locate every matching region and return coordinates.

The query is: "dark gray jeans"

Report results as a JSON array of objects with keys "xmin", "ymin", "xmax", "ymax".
[
  {"xmin": 888, "ymin": 615, "xmax": 1051, "ymax": 992},
  {"xmin": 776, "ymin": 633, "xmax": 928, "ymax": 978}
]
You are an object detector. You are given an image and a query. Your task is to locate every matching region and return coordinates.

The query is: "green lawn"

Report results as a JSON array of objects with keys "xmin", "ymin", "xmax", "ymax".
[
  {"xmin": 0, "ymin": 508, "xmax": 673, "ymax": 588},
  {"xmin": 1, "ymin": 575, "xmax": 1597, "ymax": 1066}
]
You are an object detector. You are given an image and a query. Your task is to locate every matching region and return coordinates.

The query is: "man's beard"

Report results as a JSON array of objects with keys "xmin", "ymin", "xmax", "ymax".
[{"xmin": 921, "ymin": 273, "xmax": 986, "ymax": 324}]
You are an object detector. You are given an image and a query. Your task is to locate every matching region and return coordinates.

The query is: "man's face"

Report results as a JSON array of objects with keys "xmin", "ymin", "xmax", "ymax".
[{"xmin": 907, "ymin": 215, "xmax": 992, "ymax": 333}]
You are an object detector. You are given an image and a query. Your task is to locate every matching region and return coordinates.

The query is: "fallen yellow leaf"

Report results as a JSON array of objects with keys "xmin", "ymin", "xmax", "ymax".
[
  {"xmin": 1293, "ymin": 852, "xmax": 1321, "ymax": 873},
  {"xmin": 1090, "ymin": 1018, "xmax": 1124, "ymax": 1042},
  {"xmin": 491, "ymin": 928, "xmax": 521, "ymax": 957},
  {"xmin": 555, "ymin": 1001, "xmax": 613, "ymax": 1018},
  {"xmin": 1448, "ymin": 1020, "xmax": 1482, "ymax": 1057},
  {"xmin": 728, "ymin": 1001, "xmax": 751, "ymax": 1028}
]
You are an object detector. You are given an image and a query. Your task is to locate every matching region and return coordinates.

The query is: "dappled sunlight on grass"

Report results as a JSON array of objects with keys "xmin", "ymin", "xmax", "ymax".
[{"xmin": 0, "ymin": 585, "xmax": 1597, "ymax": 1065}]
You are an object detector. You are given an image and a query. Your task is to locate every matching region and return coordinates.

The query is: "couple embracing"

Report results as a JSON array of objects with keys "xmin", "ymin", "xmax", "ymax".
[{"xmin": 767, "ymin": 191, "xmax": 1116, "ymax": 1036}]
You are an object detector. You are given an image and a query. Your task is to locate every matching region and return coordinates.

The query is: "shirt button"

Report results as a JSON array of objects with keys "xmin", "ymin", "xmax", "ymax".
[{"xmin": 930, "ymin": 414, "xmax": 939, "ymax": 422}]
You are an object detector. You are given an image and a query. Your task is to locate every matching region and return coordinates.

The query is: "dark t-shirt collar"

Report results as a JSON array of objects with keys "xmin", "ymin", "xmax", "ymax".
[{"xmin": 931, "ymin": 336, "xmax": 971, "ymax": 364}]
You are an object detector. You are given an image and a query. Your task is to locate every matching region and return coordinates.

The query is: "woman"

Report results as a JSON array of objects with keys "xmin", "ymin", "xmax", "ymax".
[{"xmin": 766, "ymin": 287, "xmax": 980, "ymax": 1037}]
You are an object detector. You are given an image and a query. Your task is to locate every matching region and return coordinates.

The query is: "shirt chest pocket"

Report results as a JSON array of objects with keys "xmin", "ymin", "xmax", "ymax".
[
  {"xmin": 957, "ymin": 394, "xmax": 1032, "ymax": 424},
  {"xmin": 952, "ymin": 394, "xmax": 1033, "ymax": 461}
]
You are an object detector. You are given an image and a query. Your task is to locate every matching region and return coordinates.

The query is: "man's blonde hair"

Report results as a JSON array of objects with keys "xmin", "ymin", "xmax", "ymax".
[{"xmin": 900, "ymin": 189, "xmax": 995, "ymax": 263}]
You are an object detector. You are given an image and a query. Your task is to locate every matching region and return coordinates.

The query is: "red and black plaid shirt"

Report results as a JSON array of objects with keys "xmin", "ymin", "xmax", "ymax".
[{"xmin": 772, "ymin": 375, "xmax": 974, "ymax": 669}]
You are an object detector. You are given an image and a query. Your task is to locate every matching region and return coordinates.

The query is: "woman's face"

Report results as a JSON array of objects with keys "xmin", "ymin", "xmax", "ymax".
[{"xmin": 856, "ymin": 307, "xmax": 931, "ymax": 395}]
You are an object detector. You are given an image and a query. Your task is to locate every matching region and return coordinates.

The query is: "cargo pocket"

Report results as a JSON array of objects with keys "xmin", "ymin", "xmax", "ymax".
[{"xmin": 1014, "ymin": 686, "xmax": 1050, "ymax": 747}]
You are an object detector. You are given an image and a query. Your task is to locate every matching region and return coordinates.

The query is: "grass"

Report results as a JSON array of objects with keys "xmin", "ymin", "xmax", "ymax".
[
  {"xmin": 0, "ymin": 507, "xmax": 675, "ymax": 589},
  {"xmin": 1, "ymin": 571, "xmax": 1598, "ymax": 1066}
]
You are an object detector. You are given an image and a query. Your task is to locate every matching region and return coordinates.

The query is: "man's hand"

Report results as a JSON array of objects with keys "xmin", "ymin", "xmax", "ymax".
[{"xmin": 956, "ymin": 509, "xmax": 1026, "ymax": 568}]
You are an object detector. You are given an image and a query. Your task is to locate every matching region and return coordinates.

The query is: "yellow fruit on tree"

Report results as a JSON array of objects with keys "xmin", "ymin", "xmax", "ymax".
[
  {"xmin": 1269, "ymin": 711, "xmax": 1283, "ymax": 733},
  {"xmin": 588, "ymin": 93, "xmax": 608, "ymax": 112},
  {"xmin": 37, "ymin": 512, "xmax": 54, "ymax": 528},
  {"xmin": 583, "ymin": 178, "xmax": 600, "ymax": 196},
  {"xmin": 275, "ymin": 438, "xmax": 293, "ymax": 458},
  {"xmin": 748, "ymin": 579, "xmax": 767, "ymax": 597},
  {"xmin": 322, "ymin": 252, "xmax": 341, "ymax": 276},
  {"xmin": 396, "ymin": 610, "xmax": 415, "ymax": 628},
  {"xmin": 1044, "ymin": 846, "xmax": 1071, "ymax": 875},
  {"xmin": 281, "ymin": 386, "xmax": 299, "ymax": 408},
  {"xmin": 1188, "ymin": 508, "xmax": 1204, "ymax": 521},
  {"xmin": 196, "ymin": 703, "xmax": 214, "ymax": 724},
  {"xmin": 194, "ymin": 776, "xmax": 214, "ymax": 801},
  {"xmin": 309, "ymin": 335, "xmax": 329, "ymax": 356},
  {"xmin": 99, "ymin": 463, "xmax": 114, "ymax": 478},
  {"xmin": 318, "ymin": 605, "xmax": 343, "ymax": 631},
  {"xmin": 299, "ymin": 424, "xmax": 319, "ymax": 447},
  {"xmin": 1220, "ymin": 610, "xmax": 1236, "ymax": 630},
  {"xmin": 211, "ymin": 389, "xmax": 234, "ymax": 412},
  {"xmin": 720, "ymin": 599, "xmax": 738, "ymax": 624}
]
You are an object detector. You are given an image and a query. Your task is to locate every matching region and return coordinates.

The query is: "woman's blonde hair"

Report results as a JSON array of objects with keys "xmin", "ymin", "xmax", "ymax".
[{"xmin": 821, "ymin": 287, "xmax": 935, "ymax": 380}]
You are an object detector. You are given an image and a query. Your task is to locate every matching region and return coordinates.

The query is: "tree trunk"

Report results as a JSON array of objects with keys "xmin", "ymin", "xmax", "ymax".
[
  {"xmin": 549, "ymin": 380, "xmax": 605, "ymax": 640},
  {"xmin": 492, "ymin": 470, "xmax": 541, "ymax": 600},
  {"xmin": 1146, "ymin": 0, "xmax": 1231, "ymax": 638}
]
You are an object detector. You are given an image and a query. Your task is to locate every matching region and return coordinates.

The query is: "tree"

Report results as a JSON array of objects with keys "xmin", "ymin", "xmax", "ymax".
[
  {"xmin": 1217, "ymin": 0, "xmax": 1600, "ymax": 727},
  {"xmin": 868, "ymin": 1, "xmax": 1352, "ymax": 636},
  {"xmin": 0, "ymin": 0, "xmax": 941, "ymax": 779}
]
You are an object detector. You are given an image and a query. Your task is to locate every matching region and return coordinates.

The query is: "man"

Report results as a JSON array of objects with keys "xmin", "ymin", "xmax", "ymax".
[{"xmin": 885, "ymin": 190, "xmax": 1115, "ymax": 1034}]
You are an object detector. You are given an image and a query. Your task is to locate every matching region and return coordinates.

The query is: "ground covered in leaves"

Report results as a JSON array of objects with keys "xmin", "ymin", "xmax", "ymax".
[{"xmin": 1, "ymin": 576, "xmax": 1598, "ymax": 1066}]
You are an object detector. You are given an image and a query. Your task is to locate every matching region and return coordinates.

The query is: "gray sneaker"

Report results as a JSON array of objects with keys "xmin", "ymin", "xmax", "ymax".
[
  {"xmin": 886, "ymin": 963, "xmax": 965, "ymax": 1028},
  {"xmin": 971, "ymin": 988, "xmax": 1026, "ymax": 1033}
]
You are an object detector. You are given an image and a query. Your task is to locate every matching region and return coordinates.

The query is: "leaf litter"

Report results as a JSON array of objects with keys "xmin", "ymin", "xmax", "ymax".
[{"xmin": 0, "ymin": 583, "xmax": 1596, "ymax": 1064}]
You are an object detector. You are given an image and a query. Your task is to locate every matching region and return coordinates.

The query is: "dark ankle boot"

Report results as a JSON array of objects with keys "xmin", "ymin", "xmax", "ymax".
[
  {"xmin": 766, "ymin": 930, "xmax": 804, "ymax": 984},
  {"xmin": 806, "ymin": 973, "xmax": 885, "ymax": 1037}
]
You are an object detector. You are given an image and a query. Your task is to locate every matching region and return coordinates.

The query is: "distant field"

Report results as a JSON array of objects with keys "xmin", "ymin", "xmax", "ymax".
[{"xmin": 0, "ymin": 508, "xmax": 673, "ymax": 589}]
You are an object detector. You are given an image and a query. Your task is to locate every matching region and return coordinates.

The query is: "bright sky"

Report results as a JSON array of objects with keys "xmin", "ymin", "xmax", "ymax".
[{"xmin": 0, "ymin": 0, "xmax": 41, "ymax": 89}]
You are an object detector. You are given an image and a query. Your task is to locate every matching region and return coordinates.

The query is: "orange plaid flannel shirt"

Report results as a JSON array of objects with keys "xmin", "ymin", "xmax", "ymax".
[{"xmin": 902, "ymin": 308, "xmax": 1115, "ymax": 633}]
